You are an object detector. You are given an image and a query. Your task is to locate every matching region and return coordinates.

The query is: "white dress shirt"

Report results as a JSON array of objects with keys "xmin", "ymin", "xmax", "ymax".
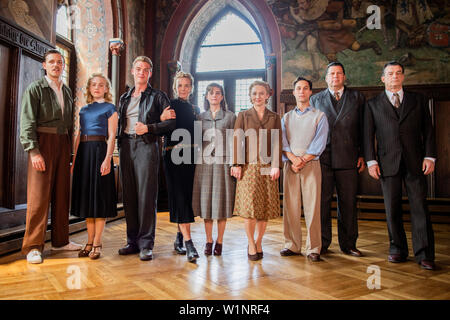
[
  {"xmin": 328, "ymin": 87, "xmax": 344, "ymax": 101},
  {"xmin": 45, "ymin": 76, "xmax": 65, "ymax": 116}
]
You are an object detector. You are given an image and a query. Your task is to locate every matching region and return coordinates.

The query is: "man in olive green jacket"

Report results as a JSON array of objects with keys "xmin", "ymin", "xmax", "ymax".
[{"xmin": 20, "ymin": 49, "xmax": 81, "ymax": 264}]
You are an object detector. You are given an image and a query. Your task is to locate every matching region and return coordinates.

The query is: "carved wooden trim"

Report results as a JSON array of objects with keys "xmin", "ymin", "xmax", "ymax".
[{"xmin": 0, "ymin": 16, "xmax": 53, "ymax": 60}]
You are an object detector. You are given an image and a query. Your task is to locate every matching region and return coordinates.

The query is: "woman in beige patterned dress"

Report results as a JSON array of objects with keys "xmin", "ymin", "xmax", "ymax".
[{"xmin": 231, "ymin": 80, "xmax": 282, "ymax": 261}]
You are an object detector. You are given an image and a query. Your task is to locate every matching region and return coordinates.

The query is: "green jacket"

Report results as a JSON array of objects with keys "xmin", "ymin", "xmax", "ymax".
[{"xmin": 20, "ymin": 77, "xmax": 74, "ymax": 152}]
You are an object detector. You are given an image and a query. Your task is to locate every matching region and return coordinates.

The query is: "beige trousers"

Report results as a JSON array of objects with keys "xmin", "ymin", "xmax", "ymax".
[{"xmin": 283, "ymin": 160, "xmax": 322, "ymax": 255}]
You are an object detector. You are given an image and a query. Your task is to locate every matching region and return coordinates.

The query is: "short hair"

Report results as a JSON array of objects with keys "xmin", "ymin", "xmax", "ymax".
[
  {"xmin": 44, "ymin": 49, "xmax": 63, "ymax": 62},
  {"xmin": 132, "ymin": 56, "xmax": 153, "ymax": 69},
  {"xmin": 293, "ymin": 76, "xmax": 313, "ymax": 90},
  {"xmin": 382, "ymin": 61, "xmax": 404, "ymax": 75},
  {"xmin": 248, "ymin": 80, "xmax": 272, "ymax": 105},
  {"xmin": 85, "ymin": 73, "xmax": 113, "ymax": 104},
  {"xmin": 326, "ymin": 62, "xmax": 345, "ymax": 75},
  {"xmin": 203, "ymin": 83, "xmax": 227, "ymax": 111},
  {"xmin": 172, "ymin": 71, "xmax": 194, "ymax": 98}
]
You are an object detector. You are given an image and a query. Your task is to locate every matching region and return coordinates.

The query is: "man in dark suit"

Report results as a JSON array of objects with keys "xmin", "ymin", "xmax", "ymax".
[
  {"xmin": 364, "ymin": 61, "xmax": 436, "ymax": 270},
  {"xmin": 310, "ymin": 62, "xmax": 365, "ymax": 257}
]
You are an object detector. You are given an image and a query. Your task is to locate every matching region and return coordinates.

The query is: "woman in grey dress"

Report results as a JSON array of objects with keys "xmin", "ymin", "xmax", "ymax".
[{"xmin": 192, "ymin": 83, "xmax": 236, "ymax": 256}]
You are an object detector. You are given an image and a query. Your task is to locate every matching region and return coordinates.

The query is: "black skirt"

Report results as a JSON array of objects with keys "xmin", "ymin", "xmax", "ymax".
[
  {"xmin": 163, "ymin": 149, "xmax": 196, "ymax": 224},
  {"xmin": 71, "ymin": 141, "xmax": 117, "ymax": 218}
]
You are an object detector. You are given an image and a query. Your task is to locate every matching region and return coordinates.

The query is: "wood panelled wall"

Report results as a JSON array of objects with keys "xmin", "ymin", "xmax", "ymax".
[
  {"xmin": 0, "ymin": 44, "xmax": 9, "ymax": 205},
  {"xmin": 0, "ymin": 16, "xmax": 53, "ymax": 231},
  {"xmin": 280, "ymin": 85, "xmax": 450, "ymax": 200}
]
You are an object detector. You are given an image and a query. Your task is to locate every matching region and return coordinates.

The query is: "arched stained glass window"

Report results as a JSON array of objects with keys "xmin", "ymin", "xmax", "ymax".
[{"xmin": 194, "ymin": 10, "xmax": 266, "ymax": 113}]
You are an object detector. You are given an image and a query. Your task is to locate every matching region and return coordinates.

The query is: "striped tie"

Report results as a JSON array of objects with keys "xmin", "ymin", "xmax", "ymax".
[
  {"xmin": 334, "ymin": 91, "xmax": 340, "ymax": 101},
  {"xmin": 393, "ymin": 93, "xmax": 400, "ymax": 108}
]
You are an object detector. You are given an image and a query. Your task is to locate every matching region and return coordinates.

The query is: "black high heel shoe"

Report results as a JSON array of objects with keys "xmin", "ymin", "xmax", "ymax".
[
  {"xmin": 174, "ymin": 232, "xmax": 186, "ymax": 255},
  {"xmin": 185, "ymin": 240, "xmax": 199, "ymax": 263}
]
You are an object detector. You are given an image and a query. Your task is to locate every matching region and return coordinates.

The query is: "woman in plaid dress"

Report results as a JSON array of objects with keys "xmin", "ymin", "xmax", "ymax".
[{"xmin": 192, "ymin": 83, "xmax": 236, "ymax": 256}]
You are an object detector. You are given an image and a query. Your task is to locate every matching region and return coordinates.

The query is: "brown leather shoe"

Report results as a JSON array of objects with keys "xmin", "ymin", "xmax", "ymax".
[
  {"xmin": 248, "ymin": 246, "xmax": 259, "ymax": 261},
  {"xmin": 344, "ymin": 248, "xmax": 363, "ymax": 257},
  {"xmin": 257, "ymin": 251, "xmax": 263, "ymax": 259},
  {"xmin": 213, "ymin": 242, "xmax": 222, "ymax": 256},
  {"xmin": 280, "ymin": 248, "xmax": 300, "ymax": 257},
  {"xmin": 388, "ymin": 254, "xmax": 407, "ymax": 263},
  {"xmin": 204, "ymin": 242, "xmax": 213, "ymax": 256},
  {"xmin": 307, "ymin": 253, "xmax": 321, "ymax": 262},
  {"xmin": 89, "ymin": 244, "xmax": 102, "ymax": 260},
  {"xmin": 419, "ymin": 260, "xmax": 435, "ymax": 270},
  {"xmin": 78, "ymin": 243, "xmax": 93, "ymax": 258}
]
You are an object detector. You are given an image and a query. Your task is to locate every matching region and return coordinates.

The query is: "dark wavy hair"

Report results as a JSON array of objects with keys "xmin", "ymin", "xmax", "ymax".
[{"xmin": 203, "ymin": 82, "xmax": 228, "ymax": 111}]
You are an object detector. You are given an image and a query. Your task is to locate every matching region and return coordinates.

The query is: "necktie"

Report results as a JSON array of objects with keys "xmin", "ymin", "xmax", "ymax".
[
  {"xmin": 393, "ymin": 93, "xmax": 400, "ymax": 108},
  {"xmin": 334, "ymin": 91, "xmax": 340, "ymax": 101}
]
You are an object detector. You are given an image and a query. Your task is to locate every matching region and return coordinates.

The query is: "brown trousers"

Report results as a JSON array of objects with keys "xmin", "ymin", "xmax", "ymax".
[
  {"xmin": 21, "ymin": 133, "xmax": 71, "ymax": 254},
  {"xmin": 282, "ymin": 160, "xmax": 322, "ymax": 255}
]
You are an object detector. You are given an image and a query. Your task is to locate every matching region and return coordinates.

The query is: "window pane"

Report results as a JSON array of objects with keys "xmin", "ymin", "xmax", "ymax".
[
  {"xmin": 56, "ymin": 45, "xmax": 70, "ymax": 86},
  {"xmin": 197, "ymin": 44, "xmax": 265, "ymax": 72},
  {"xmin": 56, "ymin": 5, "xmax": 70, "ymax": 40},
  {"xmin": 196, "ymin": 80, "xmax": 224, "ymax": 112},
  {"xmin": 203, "ymin": 13, "xmax": 260, "ymax": 46},
  {"xmin": 235, "ymin": 78, "xmax": 262, "ymax": 114}
]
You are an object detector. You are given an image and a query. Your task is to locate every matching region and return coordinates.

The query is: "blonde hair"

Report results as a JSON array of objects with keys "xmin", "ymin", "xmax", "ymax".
[
  {"xmin": 249, "ymin": 80, "xmax": 272, "ymax": 104},
  {"xmin": 173, "ymin": 71, "xmax": 194, "ymax": 98},
  {"xmin": 85, "ymin": 73, "xmax": 113, "ymax": 104},
  {"xmin": 132, "ymin": 56, "xmax": 153, "ymax": 69}
]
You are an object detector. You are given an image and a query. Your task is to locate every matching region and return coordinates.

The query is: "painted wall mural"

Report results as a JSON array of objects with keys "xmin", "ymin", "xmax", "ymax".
[
  {"xmin": 0, "ymin": 0, "xmax": 55, "ymax": 42},
  {"xmin": 267, "ymin": 0, "xmax": 450, "ymax": 88},
  {"xmin": 72, "ymin": 0, "xmax": 113, "ymax": 131}
]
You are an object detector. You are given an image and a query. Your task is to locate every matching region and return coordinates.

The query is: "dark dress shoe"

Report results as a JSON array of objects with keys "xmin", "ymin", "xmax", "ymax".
[
  {"xmin": 204, "ymin": 242, "xmax": 213, "ymax": 256},
  {"xmin": 320, "ymin": 247, "xmax": 329, "ymax": 255},
  {"xmin": 118, "ymin": 244, "xmax": 139, "ymax": 255},
  {"xmin": 185, "ymin": 240, "xmax": 198, "ymax": 263},
  {"xmin": 257, "ymin": 251, "xmax": 263, "ymax": 260},
  {"xmin": 343, "ymin": 248, "xmax": 363, "ymax": 257},
  {"xmin": 213, "ymin": 242, "xmax": 222, "ymax": 256},
  {"xmin": 280, "ymin": 248, "xmax": 300, "ymax": 256},
  {"xmin": 307, "ymin": 253, "xmax": 321, "ymax": 262},
  {"xmin": 419, "ymin": 260, "xmax": 435, "ymax": 270},
  {"xmin": 388, "ymin": 254, "xmax": 407, "ymax": 263},
  {"xmin": 174, "ymin": 232, "xmax": 186, "ymax": 255},
  {"xmin": 139, "ymin": 248, "xmax": 153, "ymax": 261}
]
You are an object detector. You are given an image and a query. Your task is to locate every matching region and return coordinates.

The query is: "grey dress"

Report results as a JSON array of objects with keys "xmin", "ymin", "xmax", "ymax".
[{"xmin": 192, "ymin": 109, "xmax": 236, "ymax": 220}]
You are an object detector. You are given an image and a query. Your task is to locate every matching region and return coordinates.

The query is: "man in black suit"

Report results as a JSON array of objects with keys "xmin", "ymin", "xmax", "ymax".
[
  {"xmin": 310, "ymin": 62, "xmax": 365, "ymax": 257},
  {"xmin": 364, "ymin": 61, "xmax": 436, "ymax": 270}
]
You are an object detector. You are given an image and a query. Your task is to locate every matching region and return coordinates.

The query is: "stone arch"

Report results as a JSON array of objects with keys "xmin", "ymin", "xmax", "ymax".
[{"xmin": 160, "ymin": 0, "xmax": 282, "ymax": 110}]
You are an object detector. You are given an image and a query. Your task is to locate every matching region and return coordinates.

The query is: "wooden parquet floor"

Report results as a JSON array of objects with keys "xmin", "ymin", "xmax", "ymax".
[{"xmin": 0, "ymin": 212, "xmax": 449, "ymax": 300}]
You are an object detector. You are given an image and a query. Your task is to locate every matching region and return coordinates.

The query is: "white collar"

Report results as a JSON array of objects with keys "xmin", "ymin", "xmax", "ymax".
[
  {"xmin": 93, "ymin": 99, "xmax": 105, "ymax": 104},
  {"xmin": 385, "ymin": 88, "xmax": 404, "ymax": 103},
  {"xmin": 45, "ymin": 75, "xmax": 63, "ymax": 90},
  {"xmin": 328, "ymin": 87, "xmax": 344, "ymax": 97}
]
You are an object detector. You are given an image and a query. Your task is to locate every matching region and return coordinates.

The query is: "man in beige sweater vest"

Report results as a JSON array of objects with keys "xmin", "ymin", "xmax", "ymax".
[{"xmin": 280, "ymin": 77, "xmax": 329, "ymax": 262}]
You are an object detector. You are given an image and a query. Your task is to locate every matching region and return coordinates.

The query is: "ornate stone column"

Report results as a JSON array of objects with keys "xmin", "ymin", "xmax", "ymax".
[
  {"xmin": 109, "ymin": 38, "xmax": 125, "ymax": 105},
  {"xmin": 266, "ymin": 53, "xmax": 277, "ymax": 112},
  {"xmin": 167, "ymin": 60, "xmax": 181, "ymax": 99}
]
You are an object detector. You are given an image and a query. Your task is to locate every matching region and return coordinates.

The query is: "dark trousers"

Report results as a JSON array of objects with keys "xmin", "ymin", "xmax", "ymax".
[
  {"xmin": 320, "ymin": 163, "xmax": 358, "ymax": 251},
  {"xmin": 22, "ymin": 133, "xmax": 71, "ymax": 254},
  {"xmin": 119, "ymin": 137, "xmax": 159, "ymax": 250},
  {"xmin": 380, "ymin": 163, "xmax": 435, "ymax": 262}
]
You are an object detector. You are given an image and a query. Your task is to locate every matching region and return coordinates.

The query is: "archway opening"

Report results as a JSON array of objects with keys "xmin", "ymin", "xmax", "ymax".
[{"xmin": 193, "ymin": 8, "xmax": 266, "ymax": 113}]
